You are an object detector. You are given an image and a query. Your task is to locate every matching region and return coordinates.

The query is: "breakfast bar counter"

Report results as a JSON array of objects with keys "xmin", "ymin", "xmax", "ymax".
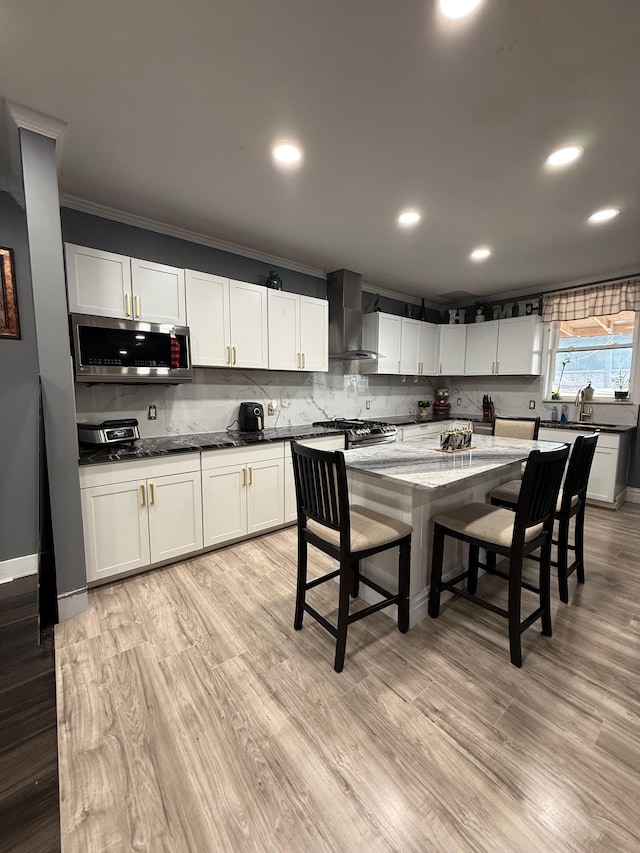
[{"xmin": 342, "ymin": 433, "xmax": 566, "ymax": 626}]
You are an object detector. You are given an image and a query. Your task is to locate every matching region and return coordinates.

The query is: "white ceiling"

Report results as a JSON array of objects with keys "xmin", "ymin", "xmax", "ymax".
[{"xmin": 1, "ymin": 0, "xmax": 639, "ymax": 298}]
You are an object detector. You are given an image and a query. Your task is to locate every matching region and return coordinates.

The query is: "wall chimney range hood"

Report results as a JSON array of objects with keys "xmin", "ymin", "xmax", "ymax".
[{"xmin": 327, "ymin": 269, "xmax": 379, "ymax": 361}]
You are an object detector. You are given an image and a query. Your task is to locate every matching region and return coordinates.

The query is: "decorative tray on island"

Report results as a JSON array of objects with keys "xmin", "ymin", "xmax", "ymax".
[
  {"xmin": 438, "ymin": 426, "xmax": 474, "ymax": 452},
  {"xmin": 435, "ymin": 445, "xmax": 476, "ymax": 454}
]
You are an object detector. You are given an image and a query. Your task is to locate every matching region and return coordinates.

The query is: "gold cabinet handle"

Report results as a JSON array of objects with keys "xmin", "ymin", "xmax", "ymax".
[
  {"xmin": 398, "ymin": 360, "xmax": 401, "ymax": 373},
  {"xmin": 134, "ymin": 295, "xmax": 141, "ymax": 318},
  {"xmin": 242, "ymin": 468, "xmax": 246, "ymax": 487},
  {"xmin": 301, "ymin": 352, "xmax": 305, "ymax": 370},
  {"xmin": 226, "ymin": 345, "xmax": 231, "ymax": 365},
  {"xmin": 491, "ymin": 362, "xmax": 495, "ymax": 374},
  {"xmin": 125, "ymin": 293, "xmax": 132, "ymax": 317},
  {"xmin": 140, "ymin": 484, "xmax": 146, "ymax": 507},
  {"xmin": 496, "ymin": 361, "xmax": 499, "ymax": 374},
  {"xmin": 149, "ymin": 483, "xmax": 155, "ymax": 505},
  {"xmin": 439, "ymin": 362, "xmax": 442, "ymax": 374},
  {"xmin": 296, "ymin": 352, "xmax": 300, "ymax": 369},
  {"xmin": 248, "ymin": 466, "xmax": 253, "ymax": 486},
  {"xmin": 232, "ymin": 346, "xmax": 237, "ymax": 365}
]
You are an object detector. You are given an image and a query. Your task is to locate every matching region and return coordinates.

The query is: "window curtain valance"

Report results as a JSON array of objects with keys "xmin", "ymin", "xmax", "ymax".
[{"xmin": 542, "ymin": 276, "xmax": 640, "ymax": 322}]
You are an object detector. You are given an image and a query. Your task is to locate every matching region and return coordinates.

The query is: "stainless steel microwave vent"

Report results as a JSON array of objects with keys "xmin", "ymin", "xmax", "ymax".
[{"xmin": 327, "ymin": 269, "xmax": 379, "ymax": 361}]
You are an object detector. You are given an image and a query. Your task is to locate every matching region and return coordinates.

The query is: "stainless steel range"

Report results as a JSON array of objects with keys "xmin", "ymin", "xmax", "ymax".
[{"xmin": 312, "ymin": 418, "xmax": 398, "ymax": 448}]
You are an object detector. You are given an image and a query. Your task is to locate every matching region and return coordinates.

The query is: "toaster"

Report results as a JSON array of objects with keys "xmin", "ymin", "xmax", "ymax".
[{"xmin": 239, "ymin": 402, "xmax": 264, "ymax": 431}]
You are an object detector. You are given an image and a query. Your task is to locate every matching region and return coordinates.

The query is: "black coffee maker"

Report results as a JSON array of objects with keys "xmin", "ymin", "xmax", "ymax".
[{"xmin": 239, "ymin": 402, "xmax": 264, "ymax": 431}]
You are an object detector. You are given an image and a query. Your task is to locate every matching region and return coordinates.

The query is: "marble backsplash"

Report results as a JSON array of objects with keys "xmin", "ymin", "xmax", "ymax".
[{"xmin": 74, "ymin": 368, "xmax": 639, "ymax": 437}]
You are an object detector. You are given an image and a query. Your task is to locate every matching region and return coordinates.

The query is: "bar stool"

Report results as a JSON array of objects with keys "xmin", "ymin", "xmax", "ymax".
[
  {"xmin": 493, "ymin": 415, "xmax": 540, "ymax": 440},
  {"xmin": 488, "ymin": 432, "xmax": 599, "ymax": 603},
  {"xmin": 428, "ymin": 444, "xmax": 569, "ymax": 667},
  {"xmin": 291, "ymin": 441, "xmax": 412, "ymax": 672}
]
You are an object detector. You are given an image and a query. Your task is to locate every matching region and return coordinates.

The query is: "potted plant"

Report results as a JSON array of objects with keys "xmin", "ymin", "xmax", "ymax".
[
  {"xmin": 612, "ymin": 371, "xmax": 629, "ymax": 400},
  {"xmin": 551, "ymin": 355, "xmax": 572, "ymax": 400},
  {"xmin": 472, "ymin": 301, "xmax": 491, "ymax": 323}
]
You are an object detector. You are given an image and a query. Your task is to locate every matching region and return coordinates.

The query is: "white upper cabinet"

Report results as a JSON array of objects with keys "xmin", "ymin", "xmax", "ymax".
[
  {"xmin": 464, "ymin": 320, "xmax": 500, "ymax": 375},
  {"xmin": 464, "ymin": 315, "xmax": 542, "ymax": 376},
  {"xmin": 267, "ymin": 291, "xmax": 328, "ymax": 372},
  {"xmin": 65, "ymin": 244, "xmax": 186, "ymax": 325},
  {"xmin": 186, "ymin": 271, "xmax": 268, "ymax": 369},
  {"xmin": 130, "ymin": 258, "xmax": 186, "ymax": 325},
  {"xmin": 399, "ymin": 318, "xmax": 421, "ymax": 375},
  {"xmin": 495, "ymin": 315, "xmax": 543, "ymax": 375},
  {"xmin": 418, "ymin": 322, "xmax": 439, "ymax": 375},
  {"xmin": 66, "ymin": 244, "xmax": 132, "ymax": 319},
  {"xmin": 363, "ymin": 312, "xmax": 440, "ymax": 375},
  {"xmin": 437, "ymin": 324, "xmax": 466, "ymax": 375},
  {"xmin": 228, "ymin": 279, "xmax": 269, "ymax": 368},
  {"xmin": 362, "ymin": 312, "xmax": 402, "ymax": 374}
]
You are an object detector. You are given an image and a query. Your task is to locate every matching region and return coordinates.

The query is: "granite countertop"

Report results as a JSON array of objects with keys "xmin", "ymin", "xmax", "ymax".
[
  {"xmin": 343, "ymin": 433, "xmax": 566, "ymax": 491},
  {"xmin": 78, "ymin": 424, "xmax": 345, "ymax": 465},
  {"xmin": 537, "ymin": 420, "xmax": 636, "ymax": 433}
]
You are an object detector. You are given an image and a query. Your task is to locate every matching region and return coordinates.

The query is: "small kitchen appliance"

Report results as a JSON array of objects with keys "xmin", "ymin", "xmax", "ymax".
[
  {"xmin": 432, "ymin": 388, "xmax": 451, "ymax": 420},
  {"xmin": 77, "ymin": 418, "xmax": 140, "ymax": 445},
  {"xmin": 239, "ymin": 402, "xmax": 264, "ymax": 431}
]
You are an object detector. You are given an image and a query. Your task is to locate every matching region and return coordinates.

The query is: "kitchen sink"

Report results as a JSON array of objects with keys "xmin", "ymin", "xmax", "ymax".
[{"xmin": 540, "ymin": 420, "xmax": 615, "ymax": 429}]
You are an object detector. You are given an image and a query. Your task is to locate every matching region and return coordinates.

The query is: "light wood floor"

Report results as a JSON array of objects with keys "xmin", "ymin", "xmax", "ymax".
[{"xmin": 56, "ymin": 503, "xmax": 640, "ymax": 852}]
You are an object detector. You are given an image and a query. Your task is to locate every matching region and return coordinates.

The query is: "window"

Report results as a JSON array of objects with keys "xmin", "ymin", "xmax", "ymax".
[{"xmin": 548, "ymin": 311, "xmax": 636, "ymax": 400}]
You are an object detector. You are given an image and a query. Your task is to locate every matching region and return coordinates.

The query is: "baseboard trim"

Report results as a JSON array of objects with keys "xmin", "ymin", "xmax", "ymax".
[
  {"xmin": 0, "ymin": 553, "xmax": 38, "ymax": 584},
  {"xmin": 625, "ymin": 487, "xmax": 640, "ymax": 504},
  {"xmin": 57, "ymin": 588, "xmax": 89, "ymax": 621}
]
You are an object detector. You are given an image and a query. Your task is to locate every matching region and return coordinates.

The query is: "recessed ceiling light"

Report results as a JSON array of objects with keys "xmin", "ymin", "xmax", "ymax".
[
  {"xmin": 588, "ymin": 207, "xmax": 620, "ymax": 224},
  {"xmin": 272, "ymin": 142, "xmax": 302, "ymax": 165},
  {"xmin": 439, "ymin": 0, "xmax": 483, "ymax": 19},
  {"xmin": 398, "ymin": 210, "xmax": 421, "ymax": 227},
  {"xmin": 470, "ymin": 246, "xmax": 491, "ymax": 262},
  {"xmin": 545, "ymin": 145, "xmax": 583, "ymax": 169}
]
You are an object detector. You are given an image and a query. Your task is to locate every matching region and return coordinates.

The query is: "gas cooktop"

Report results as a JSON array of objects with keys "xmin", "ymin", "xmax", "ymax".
[{"xmin": 312, "ymin": 418, "xmax": 398, "ymax": 447}]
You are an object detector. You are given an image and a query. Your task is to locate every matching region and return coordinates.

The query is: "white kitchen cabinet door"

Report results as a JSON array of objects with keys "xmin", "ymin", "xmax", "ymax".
[
  {"xmin": 587, "ymin": 447, "xmax": 617, "ymax": 503},
  {"xmin": 362, "ymin": 312, "xmax": 402, "ymax": 374},
  {"xmin": 268, "ymin": 290, "xmax": 299, "ymax": 370},
  {"xmin": 228, "ymin": 280, "xmax": 269, "ymax": 368},
  {"xmin": 418, "ymin": 322, "xmax": 439, "ymax": 375},
  {"xmin": 438, "ymin": 324, "xmax": 466, "ymax": 375},
  {"xmin": 65, "ymin": 244, "xmax": 132, "ymax": 319},
  {"xmin": 400, "ymin": 318, "xmax": 421, "ymax": 375},
  {"xmin": 284, "ymin": 458, "xmax": 297, "ymax": 523},
  {"xmin": 246, "ymin": 458, "xmax": 284, "ymax": 533},
  {"xmin": 464, "ymin": 320, "xmax": 499, "ymax": 375},
  {"xmin": 147, "ymin": 470, "xmax": 203, "ymax": 564},
  {"xmin": 202, "ymin": 464, "xmax": 248, "ymax": 546},
  {"xmin": 131, "ymin": 258, "xmax": 186, "ymax": 326},
  {"xmin": 81, "ymin": 480, "xmax": 150, "ymax": 582},
  {"xmin": 496, "ymin": 315, "xmax": 542, "ymax": 375},
  {"xmin": 299, "ymin": 295, "xmax": 328, "ymax": 372},
  {"xmin": 186, "ymin": 270, "xmax": 231, "ymax": 366}
]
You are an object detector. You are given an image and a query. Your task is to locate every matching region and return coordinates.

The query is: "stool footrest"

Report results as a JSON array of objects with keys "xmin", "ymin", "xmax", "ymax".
[{"xmin": 306, "ymin": 568, "xmax": 340, "ymax": 590}]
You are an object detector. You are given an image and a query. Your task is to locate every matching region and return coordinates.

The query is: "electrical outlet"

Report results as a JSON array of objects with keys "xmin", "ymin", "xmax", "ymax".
[
  {"xmin": 267, "ymin": 403, "xmax": 276, "ymax": 416},
  {"xmin": 456, "ymin": 397, "xmax": 462, "ymax": 407},
  {"xmin": 365, "ymin": 400, "xmax": 371, "ymax": 410},
  {"xmin": 529, "ymin": 400, "xmax": 536, "ymax": 410},
  {"xmin": 147, "ymin": 404, "xmax": 157, "ymax": 420}
]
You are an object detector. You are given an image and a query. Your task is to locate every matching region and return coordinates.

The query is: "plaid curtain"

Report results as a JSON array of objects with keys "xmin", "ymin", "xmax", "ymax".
[{"xmin": 542, "ymin": 276, "xmax": 640, "ymax": 322}]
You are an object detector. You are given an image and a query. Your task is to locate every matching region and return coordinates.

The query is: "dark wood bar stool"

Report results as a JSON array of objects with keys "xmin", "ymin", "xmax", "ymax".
[
  {"xmin": 488, "ymin": 432, "xmax": 599, "ymax": 603},
  {"xmin": 291, "ymin": 441, "xmax": 412, "ymax": 672},
  {"xmin": 428, "ymin": 444, "xmax": 569, "ymax": 667}
]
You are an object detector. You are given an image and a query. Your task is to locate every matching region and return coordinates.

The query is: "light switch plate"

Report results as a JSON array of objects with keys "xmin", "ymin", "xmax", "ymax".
[
  {"xmin": 529, "ymin": 400, "xmax": 536, "ymax": 410},
  {"xmin": 365, "ymin": 400, "xmax": 371, "ymax": 410},
  {"xmin": 147, "ymin": 404, "xmax": 157, "ymax": 420}
]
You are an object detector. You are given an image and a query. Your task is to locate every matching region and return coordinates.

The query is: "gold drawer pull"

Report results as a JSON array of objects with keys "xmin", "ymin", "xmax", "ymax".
[
  {"xmin": 248, "ymin": 466, "xmax": 253, "ymax": 485},
  {"xmin": 125, "ymin": 293, "xmax": 132, "ymax": 317},
  {"xmin": 242, "ymin": 468, "xmax": 246, "ymax": 487},
  {"xmin": 134, "ymin": 295, "xmax": 141, "ymax": 318},
  {"xmin": 149, "ymin": 483, "xmax": 155, "ymax": 505},
  {"xmin": 140, "ymin": 484, "xmax": 146, "ymax": 507}
]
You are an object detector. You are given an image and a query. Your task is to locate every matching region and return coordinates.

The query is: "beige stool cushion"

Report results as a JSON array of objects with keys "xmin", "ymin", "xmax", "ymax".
[
  {"xmin": 494, "ymin": 419, "xmax": 537, "ymax": 440},
  {"xmin": 308, "ymin": 504, "xmax": 412, "ymax": 552},
  {"xmin": 489, "ymin": 480, "xmax": 579, "ymax": 513},
  {"xmin": 433, "ymin": 503, "xmax": 543, "ymax": 548}
]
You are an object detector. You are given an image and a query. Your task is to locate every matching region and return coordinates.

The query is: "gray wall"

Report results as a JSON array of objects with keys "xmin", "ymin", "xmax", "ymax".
[
  {"xmin": 61, "ymin": 207, "xmax": 326, "ymax": 298},
  {"xmin": 21, "ymin": 131, "xmax": 86, "ymax": 599},
  {"xmin": 0, "ymin": 191, "xmax": 40, "ymax": 562}
]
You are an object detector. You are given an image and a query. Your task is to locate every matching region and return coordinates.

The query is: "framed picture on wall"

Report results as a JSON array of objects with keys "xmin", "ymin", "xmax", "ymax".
[{"xmin": 0, "ymin": 247, "xmax": 20, "ymax": 339}]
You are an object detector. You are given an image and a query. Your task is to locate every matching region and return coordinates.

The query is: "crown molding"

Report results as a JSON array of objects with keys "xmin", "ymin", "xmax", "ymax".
[
  {"xmin": 59, "ymin": 193, "xmax": 328, "ymax": 279},
  {"xmin": 5, "ymin": 101, "xmax": 68, "ymax": 140}
]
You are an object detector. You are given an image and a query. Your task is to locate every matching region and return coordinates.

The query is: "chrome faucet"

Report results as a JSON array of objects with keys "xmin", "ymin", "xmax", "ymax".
[{"xmin": 575, "ymin": 389, "xmax": 592, "ymax": 423}]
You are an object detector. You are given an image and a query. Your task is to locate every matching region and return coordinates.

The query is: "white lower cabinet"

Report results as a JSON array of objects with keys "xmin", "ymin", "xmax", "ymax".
[
  {"xmin": 202, "ymin": 444, "xmax": 285, "ymax": 547},
  {"xmin": 80, "ymin": 455, "xmax": 203, "ymax": 583}
]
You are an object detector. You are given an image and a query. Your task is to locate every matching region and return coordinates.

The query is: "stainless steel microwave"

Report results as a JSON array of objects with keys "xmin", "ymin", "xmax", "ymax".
[{"xmin": 71, "ymin": 314, "xmax": 193, "ymax": 383}]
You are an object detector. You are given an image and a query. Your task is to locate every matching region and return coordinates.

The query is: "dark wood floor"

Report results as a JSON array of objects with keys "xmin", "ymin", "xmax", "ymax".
[{"xmin": 0, "ymin": 574, "xmax": 60, "ymax": 853}]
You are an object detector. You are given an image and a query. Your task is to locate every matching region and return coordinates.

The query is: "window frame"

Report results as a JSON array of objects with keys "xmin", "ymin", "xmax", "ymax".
[{"xmin": 544, "ymin": 312, "xmax": 639, "ymax": 404}]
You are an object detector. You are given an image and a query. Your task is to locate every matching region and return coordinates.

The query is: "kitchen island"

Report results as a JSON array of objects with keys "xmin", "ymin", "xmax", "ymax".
[{"xmin": 343, "ymin": 433, "xmax": 566, "ymax": 626}]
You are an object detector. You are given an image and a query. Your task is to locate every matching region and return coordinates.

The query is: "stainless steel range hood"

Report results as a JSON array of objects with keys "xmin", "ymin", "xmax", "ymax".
[{"xmin": 327, "ymin": 269, "xmax": 379, "ymax": 361}]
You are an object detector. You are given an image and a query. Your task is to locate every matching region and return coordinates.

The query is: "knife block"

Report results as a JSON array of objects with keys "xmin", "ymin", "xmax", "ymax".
[{"xmin": 482, "ymin": 401, "xmax": 495, "ymax": 422}]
